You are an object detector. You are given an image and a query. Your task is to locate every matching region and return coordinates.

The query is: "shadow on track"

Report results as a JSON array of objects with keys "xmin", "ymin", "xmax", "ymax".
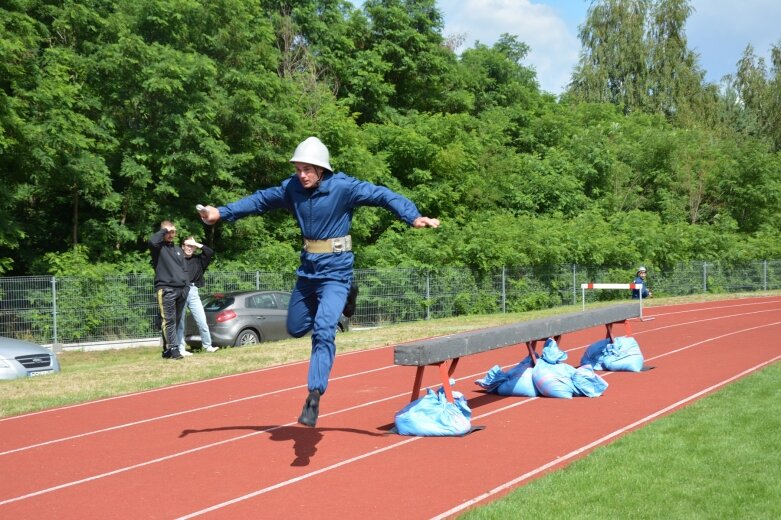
[{"xmin": 179, "ymin": 424, "xmax": 384, "ymax": 467}]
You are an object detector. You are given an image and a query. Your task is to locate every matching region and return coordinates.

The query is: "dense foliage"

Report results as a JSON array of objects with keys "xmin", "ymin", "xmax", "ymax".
[{"xmin": 1, "ymin": 0, "xmax": 780, "ymax": 279}]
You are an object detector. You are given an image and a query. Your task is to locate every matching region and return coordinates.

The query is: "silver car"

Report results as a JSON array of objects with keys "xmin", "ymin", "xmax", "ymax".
[
  {"xmin": 0, "ymin": 336, "xmax": 61, "ymax": 380},
  {"xmin": 185, "ymin": 290, "xmax": 350, "ymax": 348}
]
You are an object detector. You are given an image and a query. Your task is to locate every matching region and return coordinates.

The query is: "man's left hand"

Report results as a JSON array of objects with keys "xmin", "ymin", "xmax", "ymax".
[{"xmin": 412, "ymin": 217, "xmax": 440, "ymax": 228}]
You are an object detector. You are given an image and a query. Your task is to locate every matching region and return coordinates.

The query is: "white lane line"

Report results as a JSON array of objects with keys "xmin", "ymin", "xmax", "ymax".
[{"xmin": 429, "ymin": 354, "xmax": 781, "ymax": 520}]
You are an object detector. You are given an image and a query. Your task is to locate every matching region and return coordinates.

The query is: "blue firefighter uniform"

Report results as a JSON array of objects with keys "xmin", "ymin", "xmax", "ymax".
[
  {"xmin": 631, "ymin": 275, "xmax": 650, "ymax": 299},
  {"xmin": 218, "ymin": 171, "xmax": 422, "ymax": 393}
]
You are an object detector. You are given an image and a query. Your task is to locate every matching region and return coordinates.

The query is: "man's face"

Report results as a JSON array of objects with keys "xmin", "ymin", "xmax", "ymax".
[
  {"xmin": 294, "ymin": 162, "xmax": 323, "ymax": 189},
  {"xmin": 182, "ymin": 243, "xmax": 195, "ymax": 257},
  {"xmin": 164, "ymin": 227, "xmax": 176, "ymax": 243}
]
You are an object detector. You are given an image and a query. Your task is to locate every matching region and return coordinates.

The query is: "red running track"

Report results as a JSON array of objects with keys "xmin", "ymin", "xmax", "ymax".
[{"xmin": 1, "ymin": 297, "xmax": 779, "ymax": 519}]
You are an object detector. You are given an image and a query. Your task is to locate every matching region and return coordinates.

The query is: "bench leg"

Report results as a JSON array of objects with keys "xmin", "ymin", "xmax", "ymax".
[
  {"xmin": 411, "ymin": 366, "xmax": 425, "ymax": 402},
  {"xmin": 525, "ymin": 340, "xmax": 539, "ymax": 365},
  {"xmin": 605, "ymin": 320, "xmax": 632, "ymax": 343},
  {"xmin": 409, "ymin": 359, "xmax": 459, "ymax": 403},
  {"xmin": 439, "ymin": 362, "xmax": 455, "ymax": 403}
]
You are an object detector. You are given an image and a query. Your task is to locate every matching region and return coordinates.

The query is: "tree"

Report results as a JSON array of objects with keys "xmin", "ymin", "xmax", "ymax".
[
  {"xmin": 569, "ymin": 0, "xmax": 650, "ymax": 112},
  {"xmin": 569, "ymin": 0, "xmax": 705, "ymax": 120},
  {"xmin": 646, "ymin": 0, "xmax": 704, "ymax": 120},
  {"xmin": 362, "ymin": 0, "xmax": 460, "ymax": 116}
]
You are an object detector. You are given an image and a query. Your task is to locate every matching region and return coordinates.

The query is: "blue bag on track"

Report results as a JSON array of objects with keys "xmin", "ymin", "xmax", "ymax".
[
  {"xmin": 532, "ymin": 359, "xmax": 577, "ymax": 398},
  {"xmin": 475, "ymin": 356, "xmax": 538, "ymax": 397},
  {"xmin": 540, "ymin": 337, "xmax": 568, "ymax": 364},
  {"xmin": 572, "ymin": 364, "xmax": 609, "ymax": 396},
  {"xmin": 394, "ymin": 387, "xmax": 472, "ymax": 436},
  {"xmin": 580, "ymin": 336, "xmax": 644, "ymax": 372},
  {"xmin": 531, "ymin": 339, "xmax": 577, "ymax": 398},
  {"xmin": 580, "ymin": 338, "xmax": 611, "ymax": 370},
  {"xmin": 602, "ymin": 336, "xmax": 644, "ymax": 372}
]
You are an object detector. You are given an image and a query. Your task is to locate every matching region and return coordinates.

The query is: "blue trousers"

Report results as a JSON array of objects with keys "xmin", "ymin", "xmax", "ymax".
[
  {"xmin": 286, "ymin": 277, "xmax": 350, "ymax": 394},
  {"xmin": 177, "ymin": 285, "xmax": 212, "ymax": 348}
]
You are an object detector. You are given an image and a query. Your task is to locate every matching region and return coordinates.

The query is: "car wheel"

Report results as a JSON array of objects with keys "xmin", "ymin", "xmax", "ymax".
[{"xmin": 234, "ymin": 329, "xmax": 260, "ymax": 347}]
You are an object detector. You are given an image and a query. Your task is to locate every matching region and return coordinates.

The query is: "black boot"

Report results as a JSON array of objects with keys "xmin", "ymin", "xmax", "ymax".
[
  {"xmin": 163, "ymin": 346, "xmax": 183, "ymax": 360},
  {"xmin": 342, "ymin": 282, "xmax": 359, "ymax": 318},
  {"xmin": 297, "ymin": 390, "xmax": 321, "ymax": 427}
]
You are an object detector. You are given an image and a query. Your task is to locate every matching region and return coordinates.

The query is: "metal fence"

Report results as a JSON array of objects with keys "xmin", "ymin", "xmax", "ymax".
[{"xmin": 1, "ymin": 260, "xmax": 779, "ymax": 346}]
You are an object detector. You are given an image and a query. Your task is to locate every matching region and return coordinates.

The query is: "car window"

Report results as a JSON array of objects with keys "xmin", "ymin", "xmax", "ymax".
[
  {"xmin": 203, "ymin": 296, "xmax": 235, "ymax": 311},
  {"xmin": 248, "ymin": 294, "xmax": 277, "ymax": 309},
  {"xmin": 277, "ymin": 292, "xmax": 290, "ymax": 308}
]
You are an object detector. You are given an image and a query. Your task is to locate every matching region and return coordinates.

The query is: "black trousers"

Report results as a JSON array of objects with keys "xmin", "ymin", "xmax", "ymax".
[{"xmin": 156, "ymin": 286, "xmax": 189, "ymax": 350}]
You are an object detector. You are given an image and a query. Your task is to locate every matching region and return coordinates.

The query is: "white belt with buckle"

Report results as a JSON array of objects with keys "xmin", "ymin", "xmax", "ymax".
[{"xmin": 303, "ymin": 235, "xmax": 352, "ymax": 254}]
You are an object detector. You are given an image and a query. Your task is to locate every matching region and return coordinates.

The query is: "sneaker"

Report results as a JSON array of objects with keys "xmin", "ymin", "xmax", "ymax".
[
  {"xmin": 203, "ymin": 346, "xmax": 219, "ymax": 353},
  {"xmin": 297, "ymin": 390, "xmax": 321, "ymax": 427},
  {"xmin": 164, "ymin": 347, "xmax": 183, "ymax": 360},
  {"xmin": 179, "ymin": 347, "xmax": 193, "ymax": 357},
  {"xmin": 342, "ymin": 282, "xmax": 359, "ymax": 318}
]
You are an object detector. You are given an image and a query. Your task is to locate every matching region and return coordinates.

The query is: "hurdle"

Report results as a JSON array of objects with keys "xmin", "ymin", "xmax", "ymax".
[
  {"xmin": 394, "ymin": 303, "xmax": 640, "ymax": 403},
  {"xmin": 580, "ymin": 283, "xmax": 653, "ymax": 321}
]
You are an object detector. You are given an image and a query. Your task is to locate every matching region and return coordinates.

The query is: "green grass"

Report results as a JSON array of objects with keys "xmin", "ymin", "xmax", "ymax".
[
  {"xmin": 458, "ymin": 362, "xmax": 781, "ymax": 520},
  {"xmin": 2, "ymin": 292, "xmax": 779, "ymax": 518}
]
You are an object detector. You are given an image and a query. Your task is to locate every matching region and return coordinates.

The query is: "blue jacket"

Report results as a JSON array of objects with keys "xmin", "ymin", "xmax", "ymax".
[
  {"xmin": 631, "ymin": 275, "xmax": 650, "ymax": 299},
  {"xmin": 218, "ymin": 171, "xmax": 422, "ymax": 281}
]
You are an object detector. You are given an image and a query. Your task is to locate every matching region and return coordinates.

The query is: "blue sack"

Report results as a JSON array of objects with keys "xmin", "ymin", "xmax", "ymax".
[
  {"xmin": 394, "ymin": 387, "xmax": 472, "ymax": 436},
  {"xmin": 580, "ymin": 337, "xmax": 611, "ymax": 370},
  {"xmin": 602, "ymin": 336, "xmax": 644, "ymax": 372},
  {"xmin": 572, "ymin": 364, "xmax": 609, "ymax": 397},
  {"xmin": 540, "ymin": 337, "xmax": 568, "ymax": 364},
  {"xmin": 475, "ymin": 357, "xmax": 538, "ymax": 397},
  {"xmin": 532, "ymin": 358, "xmax": 577, "ymax": 399}
]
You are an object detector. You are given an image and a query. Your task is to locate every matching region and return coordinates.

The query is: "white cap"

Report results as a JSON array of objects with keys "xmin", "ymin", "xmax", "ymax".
[
  {"xmin": 290, "ymin": 137, "xmax": 332, "ymax": 171},
  {"xmin": 637, "ymin": 266, "xmax": 647, "ymax": 273}
]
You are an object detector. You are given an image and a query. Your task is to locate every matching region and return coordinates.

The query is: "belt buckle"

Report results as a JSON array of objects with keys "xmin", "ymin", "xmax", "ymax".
[{"xmin": 332, "ymin": 237, "xmax": 345, "ymax": 253}]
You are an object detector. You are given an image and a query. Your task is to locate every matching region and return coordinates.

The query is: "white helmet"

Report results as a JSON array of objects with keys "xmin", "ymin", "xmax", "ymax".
[
  {"xmin": 290, "ymin": 136, "xmax": 332, "ymax": 171},
  {"xmin": 637, "ymin": 266, "xmax": 647, "ymax": 273}
]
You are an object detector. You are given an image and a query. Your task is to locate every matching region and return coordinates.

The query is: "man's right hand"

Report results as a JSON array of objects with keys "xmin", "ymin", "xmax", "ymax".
[{"xmin": 197, "ymin": 205, "xmax": 221, "ymax": 225}]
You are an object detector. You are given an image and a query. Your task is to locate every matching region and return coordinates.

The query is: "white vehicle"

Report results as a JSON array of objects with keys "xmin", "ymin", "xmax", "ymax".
[{"xmin": 0, "ymin": 336, "xmax": 61, "ymax": 380}]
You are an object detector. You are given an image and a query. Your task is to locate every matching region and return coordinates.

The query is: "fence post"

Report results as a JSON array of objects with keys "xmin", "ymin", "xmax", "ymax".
[
  {"xmin": 763, "ymin": 260, "xmax": 768, "ymax": 291},
  {"xmin": 501, "ymin": 266, "xmax": 506, "ymax": 314},
  {"xmin": 425, "ymin": 270, "xmax": 431, "ymax": 321},
  {"xmin": 255, "ymin": 271, "xmax": 260, "ymax": 290},
  {"xmin": 703, "ymin": 261, "xmax": 708, "ymax": 293},
  {"xmin": 572, "ymin": 264, "xmax": 577, "ymax": 306},
  {"xmin": 51, "ymin": 276, "xmax": 58, "ymax": 345}
]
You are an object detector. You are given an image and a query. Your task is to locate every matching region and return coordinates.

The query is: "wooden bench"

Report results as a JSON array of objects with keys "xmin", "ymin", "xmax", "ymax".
[{"xmin": 393, "ymin": 303, "xmax": 641, "ymax": 402}]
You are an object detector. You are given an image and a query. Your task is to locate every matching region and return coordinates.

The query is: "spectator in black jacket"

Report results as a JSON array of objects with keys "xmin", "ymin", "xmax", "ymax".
[
  {"xmin": 148, "ymin": 220, "xmax": 189, "ymax": 360},
  {"xmin": 176, "ymin": 236, "xmax": 218, "ymax": 355}
]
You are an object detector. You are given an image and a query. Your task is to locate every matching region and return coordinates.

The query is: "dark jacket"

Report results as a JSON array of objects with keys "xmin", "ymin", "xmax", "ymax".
[
  {"xmin": 185, "ymin": 245, "xmax": 213, "ymax": 287},
  {"xmin": 148, "ymin": 228, "xmax": 189, "ymax": 289}
]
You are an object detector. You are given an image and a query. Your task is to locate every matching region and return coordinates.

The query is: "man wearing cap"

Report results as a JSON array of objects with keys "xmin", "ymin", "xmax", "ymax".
[
  {"xmin": 632, "ymin": 267, "xmax": 652, "ymax": 299},
  {"xmin": 197, "ymin": 136, "xmax": 440, "ymax": 427}
]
